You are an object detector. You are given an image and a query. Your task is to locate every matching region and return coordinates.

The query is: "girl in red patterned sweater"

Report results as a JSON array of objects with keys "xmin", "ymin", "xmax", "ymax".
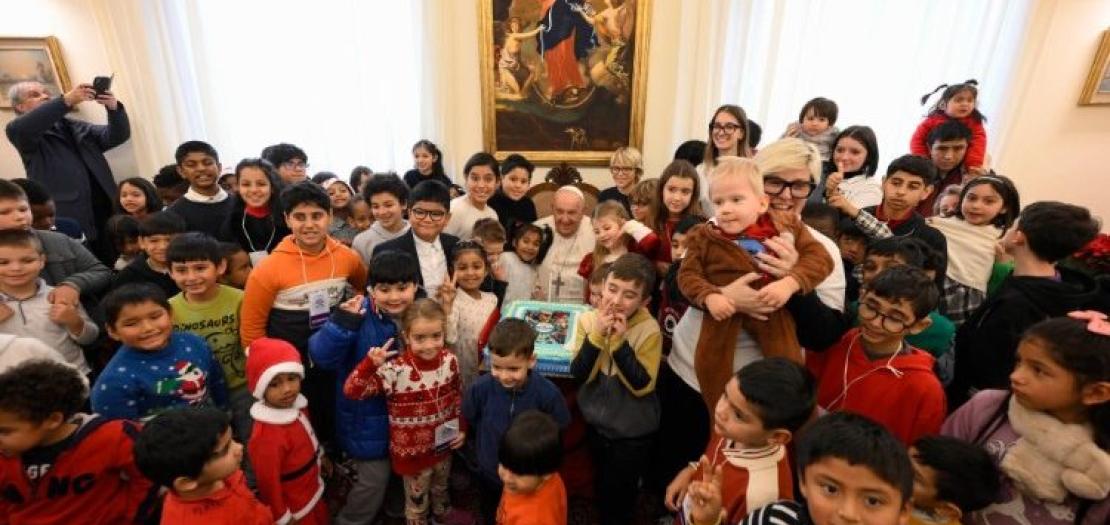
[{"xmin": 344, "ymin": 298, "xmax": 466, "ymax": 525}]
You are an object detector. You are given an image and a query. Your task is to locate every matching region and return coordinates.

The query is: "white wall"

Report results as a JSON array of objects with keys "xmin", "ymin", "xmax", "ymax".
[
  {"xmin": 0, "ymin": 0, "xmax": 140, "ymax": 181},
  {"xmin": 994, "ymin": 0, "xmax": 1110, "ymax": 224}
]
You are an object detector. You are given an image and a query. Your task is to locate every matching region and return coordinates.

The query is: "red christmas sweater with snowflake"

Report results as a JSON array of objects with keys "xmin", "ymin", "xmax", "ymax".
[{"xmin": 343, "ymin": 349, "xmax": 464, "ymax": 475}]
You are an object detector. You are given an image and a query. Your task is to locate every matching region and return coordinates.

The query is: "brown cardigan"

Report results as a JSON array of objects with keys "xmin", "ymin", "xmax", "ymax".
[{"xmin": 677, "ymin": 210, "xmax": 834, "ymax": 409}]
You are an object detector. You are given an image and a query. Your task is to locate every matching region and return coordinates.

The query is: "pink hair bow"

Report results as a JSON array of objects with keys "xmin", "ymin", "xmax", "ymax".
[{"xmin": 1068, "ymin": 310, "xmax": 1110, "ymax": 336}]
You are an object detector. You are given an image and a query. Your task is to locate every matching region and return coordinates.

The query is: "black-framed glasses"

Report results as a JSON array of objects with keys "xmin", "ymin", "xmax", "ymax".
[
  {"xmin": 410, "ymin": 207, "xmax": 447, "ymax": 221},
  {"xmin": 281, "ymin": 160, "xmax": 309, "ymax": 170},
  {"xmin": 709, "ymin": 123, "xmax": 743, "ymax": 133},
  {"xmin": 764, "ymin": 177, "xmax": 815, "ymax": 198},
  {"xmin": 609, "ymin": 166, "xmax": 638, "ymax": 174},
  {"xmin": 857, "ymin": 300, "xmax": 912, "ymax": 333}
]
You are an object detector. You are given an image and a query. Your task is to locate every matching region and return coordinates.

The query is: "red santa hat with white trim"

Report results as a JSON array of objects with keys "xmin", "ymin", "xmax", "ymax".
[{"xmin": 246, "ymin": 337, "xmax": 305, "ymax": 400}]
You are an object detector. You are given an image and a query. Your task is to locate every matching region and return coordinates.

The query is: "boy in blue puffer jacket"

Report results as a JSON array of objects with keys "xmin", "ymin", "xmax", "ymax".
[
  {"xmin": 308, "ymin": 250, "xmax": 418, "ymax": 524},
  {"xmin": 463, "ymin": 318, "xmax": 571, "ymax": 525}
]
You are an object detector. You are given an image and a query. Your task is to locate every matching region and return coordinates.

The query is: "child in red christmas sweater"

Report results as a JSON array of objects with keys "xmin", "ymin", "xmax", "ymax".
[
  {"xmin": 0, "ymin": 360, "xmax": 158, "ymax": 524},
  {"xmin": 344, "ymin": 298, "xmax": 466, "ymax": 525},
  {"xmin": 246, "ymin": 337, "xmax": 328, "ymax": 525},
  {"xmin": 807, "ymin": 266, "xmax": 946, "ymax": 446}
]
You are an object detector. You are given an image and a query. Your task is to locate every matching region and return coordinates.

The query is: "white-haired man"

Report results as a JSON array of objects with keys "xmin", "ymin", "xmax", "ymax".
[{"xmin": 535, "ymin": 186, "xmax": 596, "ymax": 303}]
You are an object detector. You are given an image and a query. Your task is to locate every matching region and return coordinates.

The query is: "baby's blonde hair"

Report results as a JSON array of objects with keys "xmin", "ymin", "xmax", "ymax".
[{"xmin": 709, "ymin": 156, "xmax": 764, "ymax": 196}]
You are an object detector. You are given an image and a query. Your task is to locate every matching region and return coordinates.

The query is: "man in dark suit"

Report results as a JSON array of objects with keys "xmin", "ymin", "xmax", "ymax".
[
  {"xmin": 374, "ymin": 180, "xmax": 458, "ymax": 298},
  {"xmin": 6, "ymin": 81, "xmax": 130, "ymax": 263}
]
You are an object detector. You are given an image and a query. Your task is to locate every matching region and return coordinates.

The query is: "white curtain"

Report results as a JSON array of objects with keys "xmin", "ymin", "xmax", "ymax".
[
  {"xmin": 90, "ymin": 0, "xmax": 430, "ymax": 176},
  {"xmin": 692, "ymin": 0, "xmax": 1033, "ymax": 171}
]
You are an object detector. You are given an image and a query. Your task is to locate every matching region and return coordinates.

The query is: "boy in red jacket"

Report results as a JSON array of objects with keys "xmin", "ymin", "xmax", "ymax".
[
  {"xmin": 134, "ymin": 406, "xmax": 272, "ymax": 524},
  {"xmin": 246, "ymin": 337, "xmax": 328, "ymax": 525},
  {"xmin": 807, "ymin": 266, "xmax": 946, "ymax": 445},
  {"xmin": 0, "ymin": 360, "xmax": 158, "ymax": 524}
]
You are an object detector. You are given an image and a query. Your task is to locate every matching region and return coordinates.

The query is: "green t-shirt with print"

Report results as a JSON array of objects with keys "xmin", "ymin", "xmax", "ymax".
[{"xmin": 170, "ymin": 285, "xmax": 247, "ymax": 390}]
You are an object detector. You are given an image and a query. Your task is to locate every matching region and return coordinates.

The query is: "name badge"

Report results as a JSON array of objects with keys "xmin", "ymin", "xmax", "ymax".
[
  {"xmin": 248, "ymin": 250, "xmax": 269, "ymax": 267},
  {"xmin": 308, "ymin": 289, "xmax": 330, "ymax": 329},
  {"xmin": 434, "ymin": 418, "xmax": 460, "ymax": 454}
]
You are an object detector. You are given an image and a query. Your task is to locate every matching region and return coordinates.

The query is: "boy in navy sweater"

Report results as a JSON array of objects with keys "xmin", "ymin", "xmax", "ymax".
[
  {"xmin": 167, "ymin": 140, "xmax": 234, "ymax": 237},
  {"xmin": 463, "ymin": 318, "xmax": 570, "ymax": 525}
]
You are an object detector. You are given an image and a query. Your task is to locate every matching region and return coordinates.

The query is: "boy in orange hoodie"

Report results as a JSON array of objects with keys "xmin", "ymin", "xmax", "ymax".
[{"xmin": 240, "ymin": 181, "xmax": 367, "ymax": 449}]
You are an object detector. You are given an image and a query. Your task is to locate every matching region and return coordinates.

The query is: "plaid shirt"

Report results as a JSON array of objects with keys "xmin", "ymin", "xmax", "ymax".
[
  {"xmin": 853, "ymin": 209, "xmax": 894, "ymax": 240},
  {"xmin": 939, "ymin": 276, "xmax": 985, "ymax": 329}
]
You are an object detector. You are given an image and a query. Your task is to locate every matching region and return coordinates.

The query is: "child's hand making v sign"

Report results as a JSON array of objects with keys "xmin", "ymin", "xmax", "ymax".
[
  {"xmin": 338, "ymin": 294, "xmax": 367, "ymax": 317},
  {"xmin": 436, "ymin": 273, "xmax": 458, "ymax": 313},
  {"xmin": 366, "ymin": 337, "xmax": 398, "ymax": 367},
  {"xmin": 685, "ymin": 456, "xmax": 725, "ymax": 525}
]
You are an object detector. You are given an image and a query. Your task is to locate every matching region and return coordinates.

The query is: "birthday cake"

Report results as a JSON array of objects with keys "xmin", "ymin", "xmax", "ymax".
[{"xmin": 486, "ymin": 300, "xmax": 590, "ymax": 376}]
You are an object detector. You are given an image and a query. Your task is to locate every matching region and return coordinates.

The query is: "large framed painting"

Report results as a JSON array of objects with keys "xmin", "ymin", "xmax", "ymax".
[
  {"xmin": 1079, "ymin": 29, "xmax": 1110, "ymax": 105},
  {"xmin": 0, "ymin": 37, "xmax": 70, "ymax": 110},
  {"xmin": 479, "ymin": 0, "xmax": 651, "ymax": 165}
]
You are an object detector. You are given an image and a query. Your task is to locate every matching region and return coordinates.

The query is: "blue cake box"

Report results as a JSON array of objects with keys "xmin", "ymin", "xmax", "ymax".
[{"xmin": 483, "ymin": 300, "xmax": 591, "ymax": 377}]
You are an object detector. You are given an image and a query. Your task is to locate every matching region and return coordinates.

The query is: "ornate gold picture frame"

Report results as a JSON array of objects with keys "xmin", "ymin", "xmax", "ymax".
[
  {"xmin": 479, "ymin": 0, "xmax": 650, "ymax": 165},
  {"xmin": 0, "ymin": 36, "xmax": 71, "ymax": 110},
  {"xmin": 1079, "ymin": 29, "xmax": 1110, "ymax": 106}
]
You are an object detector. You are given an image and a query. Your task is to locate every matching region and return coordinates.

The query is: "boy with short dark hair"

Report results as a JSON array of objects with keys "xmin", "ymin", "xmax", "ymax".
[
  {"xmin": 908, "ymin": 435, "xmax": 1000, "ymax": 525},
  {"xmin": 464, "ymin": 318, "xmax": 571, "ymax": 524},
  {"xmin": 0, "ymin": 179, "xmax": 111, "ymax": 310},
  {"xmin": 807, "ymin": 266, "xmax": 945, "ymax": 445},
  {"xmin": 134, "ymin": 406, "xmax": 272, "ymax": 524},
  {"xmin": 666, "ymin": 358, "xmax": 817, "ymax": 525},
  {"xmin": 374, "ymin": 180, "xmax": 459, "ymax": 299},
  {"xmin": 488, "ymin": 153, "xmax": 538, "ymax": 236},
  {"xmin": 446, "ymin": 152, "xmax": 501, "ymax": 239},
  {"xmin": 308, "ymin": 250, "xmax": 418, "ymax": 524},
  {"xmin": 0, "ymin": 230, "xmax": 98, "ymax": 375},
  {"xmin": 153, "ymin": 163, "xmax": 189, "ymax": 207},
  {"xmin": 241, "ymin": 181, "xmax": 367, "ymax": 447},
  {"xmin": 828, "ymin": 154, "xmax": 948, "ymax": 281},
  {"xmin": 261, "ymin": 142, "xmax": 309, "ymax": 185},
  {"xmin": 112, "ymin": 210, "xmax": 186, "ymax": 297},
  {"xmin": 496, "ymin": 410, "xmax": 568, "ymax": 525},
  {"xmin": 949, "ymin": 201, "xmax": 1104, "ymax": 407},
  {"xmin": 167, "ymin": 140, "xmax": 234, "ymax": 238},
  {"xmin": 218, "ymin": 241, "xmax": 252, "ymax": 289},
  {"xmin": 571, "ymin": 252, "xmax": 663, "ymax": 525},
  {"xmin": 351, "ymin": 173, "xmax": 411, "ymax": 264},
  {"xmin": 167, "ymin": 233, "xmax": 252, "ymax": 447},
  {"xmin": 739, "ymin": 412, "xmax": 914, "ymax": 525},
  {"xmin": 0, "ymin": 359, "xmax": 158, "ymax": 524},
  {"xmin": 92, "ymin": 283, "xmax": 228, "ymax": 421},
  {"xmin": 919, "ymin": 121, "xmax": 974, "ymax": 216}
]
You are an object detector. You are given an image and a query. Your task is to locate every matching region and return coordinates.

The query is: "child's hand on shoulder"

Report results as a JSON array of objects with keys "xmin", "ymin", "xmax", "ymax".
[
  {"xmin": 0, "ymin": 303, "xmax": 12, "ymax": 323},
  {"xmin": 450, "ymin": 431, "xmax": 466, "ymax": 450},
  {"xmin": 757, "ymin": 276, "xmax": 800, "ymax": 309},
  {"xmin": 339, "ymin": 294, "xmax": 366, "ymax": 316},
  {"xmin": 705, "ymin": 293, "xmax": 736, "ymax": 321},
  {"xmin": 687, "ymin": 457, "xmax": 724, "ymax": 525},
  {"xmin": 490, "ymin": 259, "xmax": 507, "ymax": 282},
  {"xmin": 783, "ymin": 122, "xmax": 800, "ymax": 138},
  {"xmin": 366, "ymin": 337, "xmax": 398, "ymax": 367}
]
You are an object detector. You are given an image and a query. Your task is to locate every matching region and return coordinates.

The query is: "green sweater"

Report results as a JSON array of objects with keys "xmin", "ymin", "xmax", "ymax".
[{"xmin": 170, "ymin": 285, "xmax": 247, "ymax": 390}]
